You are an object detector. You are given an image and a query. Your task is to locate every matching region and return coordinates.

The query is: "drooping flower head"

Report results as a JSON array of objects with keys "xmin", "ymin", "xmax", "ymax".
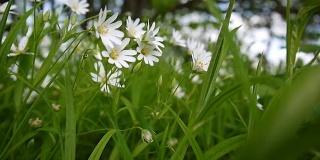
[
  {"xmin": 63, "ymin": 0, "xmax": 89, "ymax": 15},
  {"xmin": 94, "ymin": 6, "xmax": 124, "ymax": 48},
  {"xmin": 141, "ymin": 129, "xmax": 154, "ymax": 143},
  {"xmin": 101, "ymin": 38, "xmax": 137, "ymax": 68}
]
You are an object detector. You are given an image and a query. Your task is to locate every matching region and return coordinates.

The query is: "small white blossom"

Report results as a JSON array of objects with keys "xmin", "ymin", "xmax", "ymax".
[
  {"xmin": 90, "ymin": 61, "xmax": 123, "ymax": 93},
  {"xmin": 190, "ymin": 74, "xmax": 203, "ymax": 84},
  {"xmin": 170, "ymin": 29, "xmax": 186, "ymax": 47},
  {"xmin": 186, "ymin": 38, "xmax": 204, "ymax": 55},
  {"xmin": 191, "ymin": 50, "xmax": 211, "ymax": 72},
  {"xmin": 143, "ymin": 22, "xmax": 164, "ymax": 52},
  {"xmin": 102, "ymin": 38, "xmax": 137, "ymax": 68},
  {"xmin": 126, "ymin": 16, "xmax": 145, "ymax": 38},
  {"xmin": 173, "ymin": 83, "xmax": 185, "ymax": 99},
  {"xmin": 136, "ymin": 39, "xmax": 162, "ymax": 66},
  {"xmin": 8, "ymin": 36, "xmax": 31, "ymax": 57},
  {"xmin": 0, "ymin": 2, "xmax": 16, "ymax": 24},
  {"xmin": 63, "ymin": 0, "xmax": 89, "ymax": 15},
  {"xmin": 94, "ymin": 6, "xmax": 124, "ymax": 48}
]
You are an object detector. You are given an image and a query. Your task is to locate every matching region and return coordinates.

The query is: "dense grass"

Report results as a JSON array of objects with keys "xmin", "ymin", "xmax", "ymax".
[{"xmin": 1, "ymin": 0, "xmax": 320, "ymax": 159}]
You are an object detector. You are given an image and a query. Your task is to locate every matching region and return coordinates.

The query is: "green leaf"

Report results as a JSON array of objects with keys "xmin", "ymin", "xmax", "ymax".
[
  {"xmin": 168, "ymin": 107, "xmax": 205, "ymax": 160},
  {"xmin": 88, "ymin": 130, "xmax": 116, "ymax": 160},
  {"xmin": 64, "ymin": 60, "xmax": 76, "ymax": 160},
  {"xmin": 0, "ymin": 2, "xmax": 43, "ymax": 64},
  {"xmin": 239, "ymin": 65, "xmax": 320, "ymax": 159},
  {"xmin": 0, "ymin": 0, "xmax": 13, "ymax": 43},
  {"xmin": 286, "ymin": 2, "xmax": 320, "ymax": 78},
  {"xmin": 204, "ymin": 134, "xmax": 247, "ymax": 160}
]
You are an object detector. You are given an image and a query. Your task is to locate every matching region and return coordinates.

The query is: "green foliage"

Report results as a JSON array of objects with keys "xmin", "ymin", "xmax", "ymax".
[{"xmin": 0, "ymin": 0, "xmax": 320, "ymax": 160}]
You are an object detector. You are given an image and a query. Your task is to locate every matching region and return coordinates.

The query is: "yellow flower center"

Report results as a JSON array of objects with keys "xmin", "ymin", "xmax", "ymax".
[
  {"xmin": 102, "ymin": 77, "xmax": 107, "ymax": 84},
  {"xmin": 71, "ymin": 4, "xmax": 79, "ymax": 12},
  {"xmin": 128, "ymin": 28, "xmax": 137, "ymax": 37},
  {"xmin": 110, "ymin": 49, "xmax": 120, "ymax": 59},
  {"xmin": 14, "ymin": 50, "xmax": 23, "ymax": 55},
  {"xmin": 197, "ymin": 61, "xmax": 204, "ymax": 69},
  {"xmin": 141, "ymin": 47, "xmax": 149, "ymax": 55},
  {"xmin": 97, "ymin": 24, "xmax": 109, "ymax": 34}
]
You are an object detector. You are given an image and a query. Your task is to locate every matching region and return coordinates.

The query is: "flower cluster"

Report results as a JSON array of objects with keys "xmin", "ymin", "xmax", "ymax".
[{"xmin": 90, "ymin": 6, "xmax": 164, "ymax": 93}]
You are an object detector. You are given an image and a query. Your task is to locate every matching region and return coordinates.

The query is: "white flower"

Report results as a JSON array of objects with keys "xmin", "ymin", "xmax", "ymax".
[
  {"xmin": 173, "ymin": 83, "xmax": 185, "ymax": 99},
  {"xmin": 63, "ymin": 0, "xmax": 89, "ymax": 15},
  {"xmin": 170, "ymin": 29, "xmax": 186, "ymax": 47},
  {"xmin": 186, "ymin": 38, "xmax": 204, "ymax": 55},
  {"xmin": 137, "ymin": 39, "xmax": 162, "ymax": 66},
  {"xmin": 94, "ymin": 6, "xmax": 124, "ymax": 48},
  {"xmin": 8, "ymin": 62, "xmax": 18, "ymax": 81},
  {"xmin": 0, "ymin": 2, "xmax": 16, "ymax": 15},
  {"xmin": 101, "ymin": 38, "xmax": 137, "ymax": 68},
  {"xmin": 8, "ymin": 36, "xmax": 31, "ymax": 57},
  {"xmin": 143, "ymin": 22, "xmax": 164, "ymax": 52},
  {"xmin": 191, "ymin": 50, "xmax": 211, "ymax": 72},
  {"xmin": 90, "ymin": 61, "xmax": 123, "ymax": 93},
  {"xmin": 0, "ymin": 2, "xmax": 16, "ymax": 24},
  {"xmin": 126, "ymin": 16, "xmax": 145, "ymax": 38},
  {"xmin": 189, "ymin": 73, "xmax": 203, "ymax": 84}
]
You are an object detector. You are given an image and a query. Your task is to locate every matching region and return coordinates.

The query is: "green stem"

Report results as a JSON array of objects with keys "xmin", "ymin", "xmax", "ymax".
[
  {"xmin": 64, "ymin": 57, "xmax": 76, "ymax": 160},
  {"xmin": 286, "ymin": 0, "xmax": 292, "ymax": 80}
]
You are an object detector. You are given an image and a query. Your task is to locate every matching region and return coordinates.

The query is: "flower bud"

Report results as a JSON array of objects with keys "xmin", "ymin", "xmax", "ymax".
[
  {"xmin": 28, "ymin": 117, "xmax": 42, "ymax": 128},
  {"xmin": 157, "ymin": 75, "xmax": 162, "ymax": 87},
  {"xmin": 27, "ymin": 138, "xmax": 35, "ymax": 150},
  {"xmin": 167, "ymin": 138, "xmax": 178, "ymax": 148},
  {"xmin": 141, "ymin": 129, "xmax": 153, "ymax": 143},
  {"xmin": 71, "ymin": 14, "xmax": 78, "ymax": 26},
  {"xmin": 133, "ymin": 62, "xmax": 142, "ymax": 73},
  {"xmin": 43, "ymin": 10, "xmax": 50, "ymax": 22},
  {"xmin": 64, "ymin": 16, "xmax": 69, "ymax": 29},
  {"xmin": 52, "ymin": 103, "xmax": 60, "ymax": 111},
  {"xmin": 37, "ymin": 10, "xmax": 43, "ymax": 24}
]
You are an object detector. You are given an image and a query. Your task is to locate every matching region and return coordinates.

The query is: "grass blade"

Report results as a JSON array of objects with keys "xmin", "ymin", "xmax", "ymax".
[
  {"xmin": 239, "ymin": 65, "xmax": 320, "ymax": 159},
  {"xmin": 64, "ymin": 60, "xmax": 76, "ymax": 160},
  {"xmin": 88, "ymin": 130, "xmax": 116, "ymax": 160},
  {"xmin": 168, "ymin": 107, "xmax": 205, "ymax": 160},
  {"xmin": 204, "ymin": 134, "xmax": 246, "ymax": 160}
]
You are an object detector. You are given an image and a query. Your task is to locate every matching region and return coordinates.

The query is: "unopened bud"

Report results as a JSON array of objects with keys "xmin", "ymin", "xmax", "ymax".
[
  {"xmin": 43, "ymin": 10, "xmax": 50, "ymax": 22},
  {"xmin": 133, "ymin": 62, "xmax": 142, "ymax": 73},
  {"xmin": 28, "ymin": 117, "xmax": 42, "ymax": 128},
  {"xmin": 52, "ymin": 103, "xmax": 60, "ymax": 111},
  {"xmin": 27, "ymin": 138, "xmax": 35, "ymax": 150},
  {"xmin": 38, "ymin": 10, "xmax": 43, "ymax": 24},
  {"xmin": 167, "ymin": 138, "xmax": 178, "ymax": 148},
  {"xmin": 64, "ymin": 16, "xmax": 69, "ymax": 29},
  {"xmin": 141, "ymin": 129, "xmax": 154, "ymax": 143},
  {"xmin": 171, "ymin": 78, "xmax": 177, "ymax": 88},
  {"xmin": 157, "ymin": 75, "xmax": 162, "ymax": 87},
  {"xmin": 71, "ymin": 14, "xmax": 78, "ymax": 25}
]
